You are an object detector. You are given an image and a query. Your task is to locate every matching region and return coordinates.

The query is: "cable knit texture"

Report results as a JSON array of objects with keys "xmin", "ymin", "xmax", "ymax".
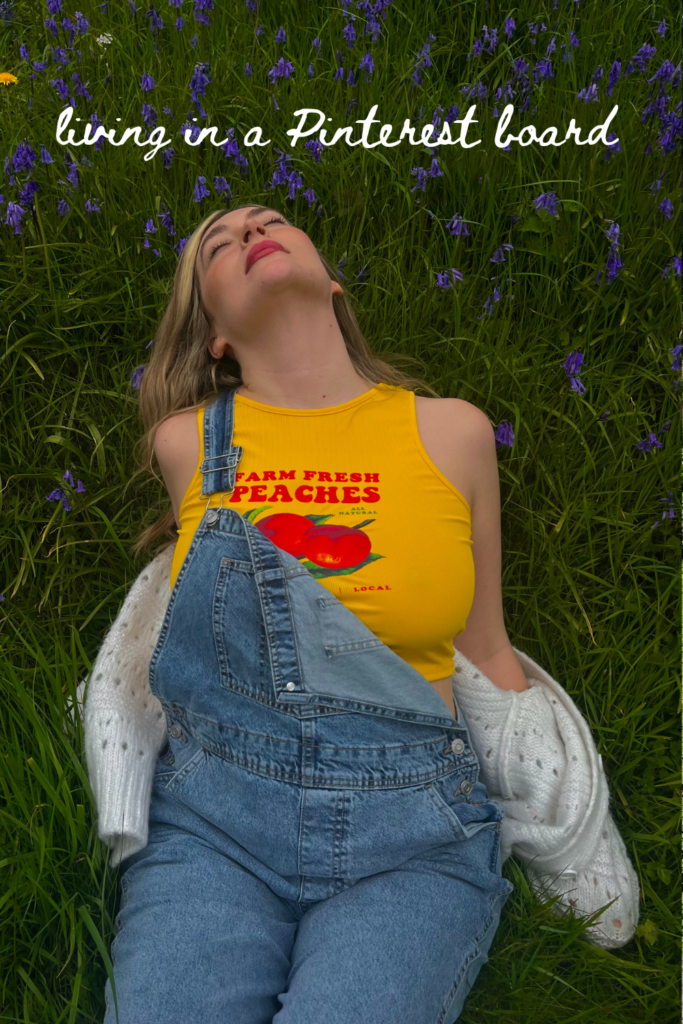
[
  {"xmin": 66, "ymin": 546, "xmax": 640, "ymax": 948},
  {"xmin": 452, "ymin": 647, "xmax": 640, "ymax": 948},
  {"xmin": 78, "ymin": 546, "xmax": 174, "ymax": 868}
]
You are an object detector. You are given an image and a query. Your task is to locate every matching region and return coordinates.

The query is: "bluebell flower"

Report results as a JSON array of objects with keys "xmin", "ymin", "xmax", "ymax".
[
  {"xmin": 495, "ymin": 421, "xmax": 515, "ymax": 449},
  {"xmin": 534, "ymin": 191, "xmax": 559, "ymax": 216},
  {"xmin": 193, "ymin": 176, "xmax": 210, "ymax": 201},
  {"xmin": 635, "ymin": 433, "xmax": 662, "ymax": 454},
  {"xmin": 447, "ymin": 213, "xmax": 469, "ymax": 237}
]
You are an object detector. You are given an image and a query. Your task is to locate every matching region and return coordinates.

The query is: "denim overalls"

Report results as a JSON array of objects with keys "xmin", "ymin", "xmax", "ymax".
[{"xmin": 105, "ymin": 387, "xmax": 513, "ymax": 1024}]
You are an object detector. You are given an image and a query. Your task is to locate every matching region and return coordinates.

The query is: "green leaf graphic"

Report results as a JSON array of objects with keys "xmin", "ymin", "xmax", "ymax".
[{"xmin": 244, "ymin": 505, "xmax": 272, "ymax": 523}]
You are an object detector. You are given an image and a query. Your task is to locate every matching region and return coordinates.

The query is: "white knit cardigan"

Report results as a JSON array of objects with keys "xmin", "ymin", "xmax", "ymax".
[{"xmin": 69, "ymin": 544, "xmax": 639, "ymax": 949}]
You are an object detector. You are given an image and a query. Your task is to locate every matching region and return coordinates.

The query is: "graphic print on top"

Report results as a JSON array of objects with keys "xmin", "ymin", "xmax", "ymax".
[{"xmin": 171, "ymin": 383, "xmax": 475, "ymax": 683}]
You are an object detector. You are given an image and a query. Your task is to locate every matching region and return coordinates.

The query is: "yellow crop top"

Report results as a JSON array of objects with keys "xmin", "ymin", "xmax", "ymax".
[{"xmin": 170, "ymin": 383, "xmax": 475, "ymax": 682}]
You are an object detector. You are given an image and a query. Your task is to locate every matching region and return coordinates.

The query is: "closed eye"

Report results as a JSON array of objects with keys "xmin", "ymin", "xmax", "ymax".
[{"xmin": 208, "ymin": 216, "xmax": 287, "ymax": 260}]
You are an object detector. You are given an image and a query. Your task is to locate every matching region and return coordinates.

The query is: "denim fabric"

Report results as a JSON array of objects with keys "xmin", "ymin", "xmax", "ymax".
[{"xmin": 105, "ymin": 388, "xmax": 513, "ymax": 1024}]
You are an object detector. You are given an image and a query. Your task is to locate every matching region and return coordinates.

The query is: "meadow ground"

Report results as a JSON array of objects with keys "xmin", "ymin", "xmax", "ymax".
[{"xmin": 0, "ymin": 1, "xmax": 680, "ymax": 1020}]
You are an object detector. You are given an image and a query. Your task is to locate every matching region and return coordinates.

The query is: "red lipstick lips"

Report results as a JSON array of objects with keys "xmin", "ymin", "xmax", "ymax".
[{"xmin": 246, "ymin": 240, "xmax": 286, "ymax": 273}]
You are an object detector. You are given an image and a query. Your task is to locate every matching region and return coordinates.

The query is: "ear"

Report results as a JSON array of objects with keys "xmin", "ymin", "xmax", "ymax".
[
  {"xmin": 331, "ymin": 281, "xmax": 344, "ymax": 298},
  {"xmin": 208, "ymin": 336, "xmax": 235, "ymax": 360}
]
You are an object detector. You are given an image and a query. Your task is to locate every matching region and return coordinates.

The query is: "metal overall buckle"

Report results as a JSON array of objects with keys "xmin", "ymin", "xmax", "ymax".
[{"xmin": 205, "ymin": 491, "xmax": 230, "ymax": 526}]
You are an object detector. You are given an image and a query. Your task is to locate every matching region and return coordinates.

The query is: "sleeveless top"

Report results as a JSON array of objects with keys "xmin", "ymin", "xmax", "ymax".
[{"xmin": 169, "ymin": 383, "xmax": 475, "ymax": 682}]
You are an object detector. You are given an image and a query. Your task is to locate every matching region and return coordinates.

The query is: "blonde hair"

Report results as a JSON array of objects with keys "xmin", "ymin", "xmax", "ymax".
[{"xmin": 132, "ymin": 203, "xmax": 438, "ymax": 557}]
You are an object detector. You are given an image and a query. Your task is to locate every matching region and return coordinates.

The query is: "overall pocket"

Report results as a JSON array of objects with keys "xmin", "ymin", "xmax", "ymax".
[
  {"xmin": 212, "ymin": 557, "xmax": 270, "ymax": 691},
  {"xmin": 152, "ymin": 718, "xmax": 206, "ymax": 794},
  {"xmin": 315, "ymin": 594, "xmax": 386, "ymax": 657},
  {"xmin": 425, "ymin": 773, "xmax": 503, "ymax": 842}
]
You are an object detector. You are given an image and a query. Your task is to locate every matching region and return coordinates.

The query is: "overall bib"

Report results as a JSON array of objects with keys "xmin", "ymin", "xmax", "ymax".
[{"xmin": 105, "ymin": 388, "xmax": 514, "ymax": 1024}]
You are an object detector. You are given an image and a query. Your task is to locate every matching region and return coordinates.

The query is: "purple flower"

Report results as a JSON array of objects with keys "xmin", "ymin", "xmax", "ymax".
[
  {"xmin": 12, "ymin": 140, "xmax": 38, "ymax": 173},
  {"xmin": 663, "ymin": 258, "xmax": 683, "ymax": 282},
  {"xmin": 0, "ymin": 594, "xmax": 5, "ymax": 603},
  {"xmin": 658, "ymin": 198, "xmax": 674, "ymax": 219},
  {"xmin": 495, "ymin": 421, "xmax": 515, "ymax": 449},
  {"xmin": 193, "ymin": 175, "xmax": 211, "ymax": 202},
  {"xmin": 670, "ymin": 344, "xmax": 682, "ymax": 372},
  {"xmin": 563, "ymin": 350, "xmax": 584, "ymax": 377},
  {"xmin": 359, "ymin": 52, "xmax": 374, "ymax": 80},
  {"xmin": 274, "ymin": 25, "xmax": 286, "ymax": 43},
  {"xmin": 267, "ymin": 58, "xmax": 294, "ymax": 84},
  {"xmin": 146, "ymin": 5, "xmax": 163, "ymax": 33},
  {"xmin": 447, "ymin": 213, "xmax": 469, "ymax": 238},
  {"xmin": 85, "ymin": 199, "xmax": 102, "ymax": 214},
  {"xmin": 409, "ymin": 167, "xmax": 428, "ymax": 192},
  {"xmin": 141, "ymin": 72, "xmax": 155, "ymax": 92},
  {"xmin": 132, "ymin": 365, "xmax": 145, "ymax": 389},
  {"xmin": 76, "ymin": 479, "xmax": 86, "ymax": 493},
  {"xmin": 63, "ymin": 469, "xmax": 74, "ymax": 487},
  {"xmin": 304, "ymin": 139, "xmax": 326, "ymax": 163},
  {"xmin": 214, "ymin": 176, "xmax": 231, "ymax": 196},
  {"xmin": 47, "ymin": 487, "xmax": 71, "ymax": 511},
  {"xmin": 635, "ymin": 432, "xmax": 662, "ymax": 454},
  {"xmin": 343, "ymin": 19, "xmax": 356, "ymax": 49},
  {"xmin": 533, "ymin": 191, "xmax": 559, "ymax": 217},
  {"xmin": 4, "ymin": 201, "xmax": 26, "ymax": 235},
  {"xmin": 490, "ymin": 243, "xmax": 513, "ymax": 264}
]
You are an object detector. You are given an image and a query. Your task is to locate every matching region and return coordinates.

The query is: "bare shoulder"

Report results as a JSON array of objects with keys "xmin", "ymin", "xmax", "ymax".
[
  {"xmin": 414, "ymin": 396, "xmax": 495, "ymax": 510},
  {"xmin": 415, "ymin": 395, "xmax": 492, "ymax": 436},
  {"xmin": 153, "ymin": 409, "xmax": 199, "ymax": 468},
  {"xmin": 153, "ymin": 409, "xmax": 201, "ymax": 526}
]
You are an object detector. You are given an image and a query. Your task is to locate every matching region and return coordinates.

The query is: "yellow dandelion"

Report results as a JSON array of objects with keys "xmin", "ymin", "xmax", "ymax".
[{"xmin": 0, "ymin": 72, "xmax": 19, "ymax": 86}]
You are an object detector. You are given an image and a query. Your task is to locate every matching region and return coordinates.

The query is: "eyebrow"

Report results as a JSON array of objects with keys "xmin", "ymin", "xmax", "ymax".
[{"xmin": 199, "ymin": 208, "xmax": 285, "ymax": 264}]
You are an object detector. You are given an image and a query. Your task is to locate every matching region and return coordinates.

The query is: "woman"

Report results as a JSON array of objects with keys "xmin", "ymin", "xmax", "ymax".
[{"xmin": 99, "ymin": 203, "xmax": 618, "ymax": 1024}]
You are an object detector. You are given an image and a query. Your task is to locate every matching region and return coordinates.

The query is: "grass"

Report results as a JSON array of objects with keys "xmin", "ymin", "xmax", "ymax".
[{"xmin": 0, "ymin": 0, "xmax": 681, "ymax": 1020}]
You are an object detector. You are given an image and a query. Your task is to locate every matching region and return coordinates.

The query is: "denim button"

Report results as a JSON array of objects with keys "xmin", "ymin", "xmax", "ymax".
[
  {"xmin": 451, "ymin": 738, "xmax": 465, "ymax": 755},
  {"xmin": 205, "ymin": 510, "xmax": 219, "ymax": 526},
  {"xmin": 170, "ymin": 724, "xmax": 182, "ymax": 738},
  {"xmin": 460, "ymin": 779, "xmax": 473, "ymax": 795},
  {"xmin": 286, "ymin": 682, "xmax": 296, "ymax": 691}
]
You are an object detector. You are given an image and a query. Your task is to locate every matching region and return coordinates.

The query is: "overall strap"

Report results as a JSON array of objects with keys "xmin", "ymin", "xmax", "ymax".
[{"xmin": 200, "ymin": 387, "xmax": 244, "ymax": 498}]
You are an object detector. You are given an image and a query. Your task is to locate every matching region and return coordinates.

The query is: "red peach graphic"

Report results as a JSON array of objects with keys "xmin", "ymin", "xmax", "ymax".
[
  {"xmin": 255, "ymin": 513, "xmax": 314, "ymax": 557},
  {"xmin": 302, "ymin": 525, "xmax": 371, "ymax": 569}
]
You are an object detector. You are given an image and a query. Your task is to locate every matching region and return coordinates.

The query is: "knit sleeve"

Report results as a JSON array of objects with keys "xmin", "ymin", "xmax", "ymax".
[{"xmin": 82, "ymin": 544, "xmax": 175, "ymax": 869}]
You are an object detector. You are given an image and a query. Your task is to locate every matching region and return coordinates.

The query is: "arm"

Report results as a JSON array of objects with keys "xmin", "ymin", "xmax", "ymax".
[
  {"xmin": 82, "ymin": 545, "xmax": 174, "ymax": 867},
  {"xmin": 452, "ymin": 405, "xmax": 528, "ymax": 692},
  {"xmin": 153, "ymin": 409, "xmax": 201, "ymax": 528}
]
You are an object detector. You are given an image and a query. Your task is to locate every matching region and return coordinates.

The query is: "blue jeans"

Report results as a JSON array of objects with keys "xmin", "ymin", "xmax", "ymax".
[{"xmin": 104, "ymin": 389, "xmax": 513, "ymax": 1023}]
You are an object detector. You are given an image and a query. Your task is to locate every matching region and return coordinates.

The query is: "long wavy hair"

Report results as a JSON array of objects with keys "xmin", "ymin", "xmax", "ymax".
[{"xmin": 132, "ymin": 203, "xmax": 439, "ymax": 557}]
